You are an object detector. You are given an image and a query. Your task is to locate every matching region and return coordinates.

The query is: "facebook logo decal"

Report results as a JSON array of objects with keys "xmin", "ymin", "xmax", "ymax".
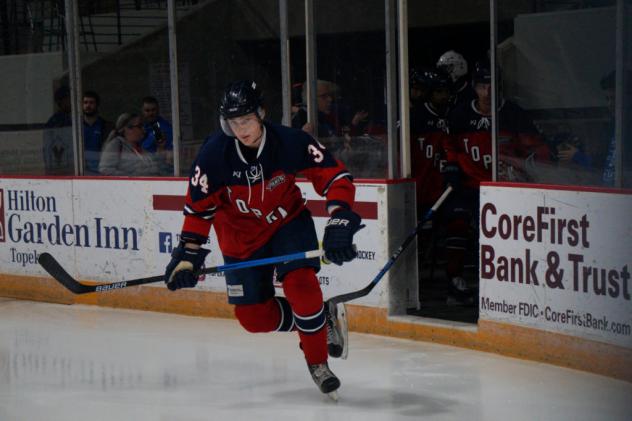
[{"xmin": 159, "ymin": 232, "xmax": 173, "ymax": 253}]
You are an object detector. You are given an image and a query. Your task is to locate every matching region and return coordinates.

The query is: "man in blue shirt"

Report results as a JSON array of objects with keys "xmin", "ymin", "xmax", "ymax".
[
  {"xmin": 82, "ymin": 91, "xmax": 113, "ymax": 175},
  {"xmin": 141, "ymin": 96, "xmax": 173, "ymax": 152},
  {"xmin": 45, "ymin": 86, "xmax": 72, "ymax": 128},
  {"xmin": 140, "ymin": 96, "xmax": 174, "ymax": 175}
]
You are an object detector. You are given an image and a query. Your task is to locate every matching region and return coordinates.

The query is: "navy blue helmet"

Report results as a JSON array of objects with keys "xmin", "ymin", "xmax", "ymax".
[
  {"xmin": 418, "ymin": 67, "xmax": 452, "ymax": 92},
  {"xmin": 472, "ymin": 61, "xmax": 492, "ymax": 85},
  {"xmin": 219, "ymin": 80, "xmax": 264, "ymax": 119}
]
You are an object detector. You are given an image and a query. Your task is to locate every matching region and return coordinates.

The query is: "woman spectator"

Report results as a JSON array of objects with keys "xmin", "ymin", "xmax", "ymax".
[{"xmin": 99, "ymin": 113, "xmax": 170, "ymax": 176}]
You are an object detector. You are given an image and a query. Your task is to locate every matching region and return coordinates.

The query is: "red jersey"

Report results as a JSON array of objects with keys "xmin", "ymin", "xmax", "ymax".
[
  {"xmin": 180, "ymin": 122, "xmax": 355, "ymax": 258},
  {"xmin": 447, "ymin": 99, "xmax": 551, "ymax": 188},
  {"xmin": 410, "ymin": 102, "xmax": 450, "ymax": 209}
]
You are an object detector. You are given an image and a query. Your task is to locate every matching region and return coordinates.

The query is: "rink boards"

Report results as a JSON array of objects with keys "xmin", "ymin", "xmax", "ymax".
[
  {"xmin": 0, "ymin": 176, "xmax": 417, "ymax": 310},
  {"xmin": 479, "ymin": 183, "xmax": 632, "ymax": 350},
  {"xmin": 0, "ymin": 176, "xmax": 630, "ymax": 382}
]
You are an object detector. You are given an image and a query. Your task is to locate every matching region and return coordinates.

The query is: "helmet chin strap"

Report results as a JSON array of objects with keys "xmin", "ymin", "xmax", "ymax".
[{"xmin": 219, "ymin": 107, "xmax": 266, "ymax": 137}]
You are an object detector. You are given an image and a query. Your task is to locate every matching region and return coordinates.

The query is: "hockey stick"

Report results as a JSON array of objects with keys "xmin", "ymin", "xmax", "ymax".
[
  {"xmin": 328, "ymin": 186, "xmax": 453, "ymax": 305},
  {"xmin": 38, "ymin": 249, "xmax": 322, "ymax": 295}
]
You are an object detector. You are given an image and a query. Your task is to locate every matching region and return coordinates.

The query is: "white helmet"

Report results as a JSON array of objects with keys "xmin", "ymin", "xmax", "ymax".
[{"xmin": 436, "ymin": 50, "xmax": 468, "ymax": 82}]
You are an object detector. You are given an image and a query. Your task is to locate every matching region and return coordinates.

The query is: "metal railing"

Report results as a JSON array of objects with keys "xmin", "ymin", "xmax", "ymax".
[{"xmin": 0, "ymin": 0, "xmax": 198, "ymax": 54}]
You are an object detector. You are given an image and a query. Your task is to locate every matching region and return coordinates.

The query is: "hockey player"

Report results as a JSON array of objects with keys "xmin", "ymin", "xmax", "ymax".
[
  {"xmin": 436, "ymin": 50, "xmax": 476, "ymax": 108},
  {"xmin": 410, "ymin": 67, "xmax": 452, "ymax": 214},
  {"xmin": 443, "ymin": 61, "xmax": 550, "ymax": 304},
  {"xmin": 163, "ymin": 80, "xmax": 363, "ymax": 399}
]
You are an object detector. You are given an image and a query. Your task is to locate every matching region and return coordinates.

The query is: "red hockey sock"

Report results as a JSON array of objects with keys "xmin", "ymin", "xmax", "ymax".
[
  {"xmin": 234, "ymin": 300, "xmax": 280, "ymax": 333},
  {"xmin": 283, "ymin": 268, "xmax": 327, "ymax": 364},
  {"xmin": 446, "ymin": 247, "xmax": 466, "ymax": 278}
]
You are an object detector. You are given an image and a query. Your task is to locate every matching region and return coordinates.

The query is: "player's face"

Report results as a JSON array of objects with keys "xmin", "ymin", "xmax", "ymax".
[
  {"xmin": 474, "ymin": 82, "xmax": 491, "ymax": 104},
  {"xmin": 228, "ymin": 113, "xmax": 263, "ymax": 148},
  {"xmin": 82, "ymin": 97, "xmax": 98, "ymax": 116},
  {"xmin": 410, "ymin": 84, "xmax": 425, "ymax": 101},
  {"xmin": 430, "ymin": 88, "xmax": 451, "ymax": 108}
]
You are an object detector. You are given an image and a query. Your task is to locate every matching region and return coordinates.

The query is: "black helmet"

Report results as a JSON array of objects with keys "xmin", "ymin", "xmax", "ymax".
[
  {"xmin": 419, "ymin": 67, "xmax": 452, "ymax": 92},
  {"xmin": 219, "ymin": 80, "xmax": 263, "ymax": 119},
  {"xmin": 472, "ymin": 60, "xmax": 492, "ymax": 85},
  {"xmin": 409, "ymin": 68, "xmax": 424, "ymax": 87}
]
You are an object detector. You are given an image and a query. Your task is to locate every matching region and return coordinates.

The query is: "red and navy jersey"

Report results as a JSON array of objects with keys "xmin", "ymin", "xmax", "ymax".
[
  {"xmin": 180, "ymin": 122, "xmax": 355, "ymax": 258},
  {"xmin": 447, "ymin": 99, "xmax": 551, "ymax": 188},
  {"xmin": 410, "ymin": 102, "xmax": 450, "ymax": 209}
]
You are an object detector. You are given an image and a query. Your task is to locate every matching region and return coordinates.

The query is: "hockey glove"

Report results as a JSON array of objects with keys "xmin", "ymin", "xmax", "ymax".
[
  {"xmin": 323, "ymin": 209, "xmax": 364, "ymax": 266},
  {"xmin": 443, "ymin": 162, "xmax": 462, "ymax": 190},
  {"xmin": 164, "ymin": 242, "xmax": 210, "ymax": 291}
]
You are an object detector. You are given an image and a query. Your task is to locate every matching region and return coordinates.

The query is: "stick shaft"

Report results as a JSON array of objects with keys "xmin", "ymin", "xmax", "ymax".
[
  {"xmin": 328, "ymin": 186, "xmax": 452, "ymax": 304},
  {"xmin": 39, "ymin": 249, "xmax": 322, "ymax": 295}
]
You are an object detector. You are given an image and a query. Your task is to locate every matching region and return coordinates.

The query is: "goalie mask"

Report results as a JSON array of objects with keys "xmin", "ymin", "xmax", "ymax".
[{"xmin": 219, "ymin": 80, "xmax": 264, "ymax": 136}]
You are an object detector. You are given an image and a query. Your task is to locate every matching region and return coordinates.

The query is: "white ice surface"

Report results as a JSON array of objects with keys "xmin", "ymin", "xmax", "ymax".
[{"xmin": 0, "ymin": 298, "xmax": 630, "ymax": 421}]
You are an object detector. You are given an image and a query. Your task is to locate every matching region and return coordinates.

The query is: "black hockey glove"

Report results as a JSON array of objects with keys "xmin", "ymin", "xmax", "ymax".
[
  {"xmin": 164, "ymin": 242, "xmax": 210, "ymax": 291},
  {"xmin": 443, "ymin": 162, "xmax": 462, "ymax": 190},
  {"xmin": 323, "ymin": 209, "xmax": 364, "ymax": 266}
]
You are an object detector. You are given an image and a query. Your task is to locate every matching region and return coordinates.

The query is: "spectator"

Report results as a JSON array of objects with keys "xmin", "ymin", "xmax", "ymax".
[
  {"xmin": 553, "ymin": 71, "xmax": 629, "ymax": 187},
  {"xmin": 437, "ymin": 50, "xmax": 476, "ymax": 108},
  {"xmin": 291, "ymin": 82, "xmax": 304, "ymax": 117},
  {"xmin": 99, "ymin": 113, "xmax": 170, "ymax": 176},
  {"xmin": 45, "ymin": 86, "xmax": 72, "ymax": 128},
  {"xmin": 443, "ymin": 60, "xmax": 551, "ymax": 305},
  {"xmin": 291, "ymin": 80, "xmax": 368, "ymax": 138},
  {"xmin": 553, "ymin": 131, "xmax": 593, "ymax": 169},
  {"xmin": 140, "ymin": 96, "xmax": 173, "ymax": 153},
  {"xmin": 600, "ymin": 71, "xmax": 617, "ymax": 186},
  {"xmin": 43, "ymin": 85, "xmax": 73, "ymax": 174},
  {"xmin": 82, "ymin": 91, "xmax": 113, "ymax": 175}
]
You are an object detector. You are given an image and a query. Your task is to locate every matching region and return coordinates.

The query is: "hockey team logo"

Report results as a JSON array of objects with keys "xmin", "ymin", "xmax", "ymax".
[
  {"xmin": 266, "ymin": 175, "xmax": 286, "ymax": 191},
  {"xmin": 477, "ymin": 117, "xmax": 491, "ymax": 130},
  {"xmin": 246, "ymin": 165, "xmax": 262, "ymax": 183},
  {"xmin": 0, "ymin": 189, "xmax": 5, "ymax": 242}
]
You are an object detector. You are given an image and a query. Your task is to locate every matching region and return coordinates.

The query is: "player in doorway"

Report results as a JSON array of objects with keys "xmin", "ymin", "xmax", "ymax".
[
  {"xmin": 444, "ymin": 60, "xmax": 551, "ymax": 305},
  {"xmin": 163, "ymin": 80, "xmax": 363, "ymax": 399},
  {"xmin": 410, "ymin": 67, "xmax": 453, "ymax": 214},
  {"xmin": 436, "ymin": 50, "xmax": 476, "ymax": 108}
]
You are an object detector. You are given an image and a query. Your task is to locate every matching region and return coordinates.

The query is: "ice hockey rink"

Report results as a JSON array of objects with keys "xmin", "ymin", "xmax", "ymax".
[{"xmin": 1, "ymin": 298, "xmax": 630, "ymax": 421}]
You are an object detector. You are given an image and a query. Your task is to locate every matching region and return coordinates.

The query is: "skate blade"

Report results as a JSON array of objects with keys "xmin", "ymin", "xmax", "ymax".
[
  {"xmin": 327, "ymin": 390, "xmax": 339, "ymax": 401},
  {"xmin": 336, "ymin": 303, "xmax": 349, "ymax": 360}
]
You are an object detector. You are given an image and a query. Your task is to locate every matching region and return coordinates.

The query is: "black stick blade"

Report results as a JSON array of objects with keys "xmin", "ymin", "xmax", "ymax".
[{"xmin": 38, "ymin": 252, "xmax": 94, "ymax": 294}]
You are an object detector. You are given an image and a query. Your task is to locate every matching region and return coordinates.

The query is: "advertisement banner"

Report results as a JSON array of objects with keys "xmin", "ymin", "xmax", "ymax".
[
  {"xmin": 479, "ymin": 185, "xmax": 632, "ymax": 348},
  {"xmin": 149, "ymin": 181, "xmax": 386, "ymax": 306},
  {"xmin": 0, "ymin": 178, "xmax": 388, "ymax": 307}
]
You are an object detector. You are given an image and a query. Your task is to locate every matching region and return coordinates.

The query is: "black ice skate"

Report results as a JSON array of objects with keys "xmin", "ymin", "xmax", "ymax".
[
  {"xmin": 308, "ymin": 362, "xmax": 341, "ymax": 400},
  {"xmin": 325, "ymin": 300, "xmax": 348, "ymax": 359},
  {"xmin": 446, "ymin": 276, "xmax": 476, "ymax": 306}
]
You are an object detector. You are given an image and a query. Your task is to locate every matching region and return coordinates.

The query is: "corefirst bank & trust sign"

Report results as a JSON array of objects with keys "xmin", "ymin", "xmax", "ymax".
[{"xmin": 479, "ymin": 185, "xmax": 632, "ymax": 349}]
